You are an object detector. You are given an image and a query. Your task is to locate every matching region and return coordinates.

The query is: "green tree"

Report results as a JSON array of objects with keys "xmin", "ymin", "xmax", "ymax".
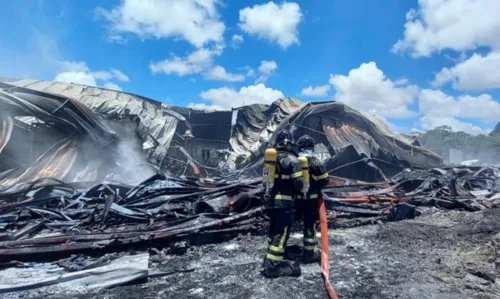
[{"xmin": 419, "ymin": 126, "xmax": 500, "ymax": 163}]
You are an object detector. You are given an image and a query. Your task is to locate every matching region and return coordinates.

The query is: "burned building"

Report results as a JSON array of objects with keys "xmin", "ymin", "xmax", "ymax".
[
  {"xmin": 166, "ymin": 107, "xmax": 233, "ymax": 167},
  {"xmin": 0, "ymin": 78, "xmax": 444, "ymax": 186},
  {"xmin": 1, "ymin": 79, "xmax": 500, "ymax": 299}
]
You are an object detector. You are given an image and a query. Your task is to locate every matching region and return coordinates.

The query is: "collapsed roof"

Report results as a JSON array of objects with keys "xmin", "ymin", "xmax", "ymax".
[
  {"xmin": 0, "ymin": 79, "xmax": 498, "ymax": 299},
  {"xmin": 232, "ymin": 100, "xmax": 442, "ymax": 181},
  {"xmin": 0, "ymin": 79, "xmax": 443, "ymax": 189}
]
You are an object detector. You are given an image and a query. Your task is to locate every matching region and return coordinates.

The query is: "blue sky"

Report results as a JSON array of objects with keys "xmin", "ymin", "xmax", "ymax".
[{"xmin": 1, "ymin": 0, "xmax": 499, "ymax": 135}]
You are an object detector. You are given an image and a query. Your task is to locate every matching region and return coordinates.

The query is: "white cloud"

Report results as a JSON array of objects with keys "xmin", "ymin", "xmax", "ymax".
[
  {"xmin": 419, "ymin": 89, "xmax": 500, "ymax": 122},
  {"xmin": 55, "ymin": 72, "xmax": 98, "ymax": 87},
  {"xmin": 301, "ymin": 85, "xmax": 331, "ymax": 97},
  {"xmin": 102, "ymin": 82, "xmax": 123, "ymax": 91},
  {"xmin": 329, "ymin": 62, "xmax": 419, "ymax": 118},
  {"xmin": 258, "ymin": 60, "xmax": 277, "ymax": 75},
  {"xmin": 150, "ymin": 48, "xmax": 216, "ymax": 76},
  {"xmin": 433, "ymin": 51, "xmax": 500, "ymax": 90},
  {"xmin": 393, "ymin": 0, "xmax": 500, "ymax": 57},
  {"xmin": 96, "ymin": 0, "xmax": 225, "ymax": 48},
  {"xmin": 394, "ymin": 78, "xmax": 409, "ymax": 86},
  {"xmin": 54, "ymin": 60, "xmax": 129, "ymax": 90},
  {"xmin": 187, "ymin": 102, "xmax": 227, "ymax": 111},
  {"xmin": 59, "ymin": 61, "xmax": 89, "ymax": 72},
  {"xmin": 92, "ymin": 71, "xmax": 113, "ymax": 81},
  {"xmin": 111, "ymin": 69, "xmax": 130, "ymax": 82},
  {"xmin": 91, "ymin": 70, "xmax": 130, "ymax": 82},
  {"xmin": 420, "ymin": 115, "xmax": 490, "ymax": 135},
  {"xmin": 239, "ymin": 2, "xmax": 302, "ymax": 49},
  {"xmin": 199, "ymin": 83, "xmax": 284, "ymax": 108},
  {"xmin": 418, "ymin": 89, "xmax": 498, "ymax": 135},
  {"xmin": 231, "ymin": 34, "xmax": 244, "ymax": 48},
  {"xmin": 150, "ymin": 47, "xmax": 245, "ymax": 82},
  {"xmin": 204, "ymin": 65, "xmax": 245, "ymax": 82},
  {"xmin": 387, "ymin": 123, "xmax": 409, "ymax": 135},
  {"xmin": 256, "ymin": 60, "xmax": 277, "ymax": 83},
  {"xmin": 369, "ymin": 114, "xmax": 410, "ymax": 134},
  {"xmin": 56, "ymin": 61, "xmax": 130, "ymax": 85},
  {"xmin": 242, "ymin": 66, "xmax": 255, "ymax": 77}
]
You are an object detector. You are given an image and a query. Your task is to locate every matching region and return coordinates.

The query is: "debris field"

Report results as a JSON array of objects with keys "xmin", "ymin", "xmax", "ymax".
[
  {"xmin": 0, "ymin": 166, "xmax": 498, "ymax": 298},
  {"xmin": 0, "ymin": 81, "xmax": 499, "ymax": 298}
]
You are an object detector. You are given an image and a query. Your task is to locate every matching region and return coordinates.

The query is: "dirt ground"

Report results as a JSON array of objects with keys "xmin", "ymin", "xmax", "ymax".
[{"xmin": 7, "ymin": 207, "xmax": 500, "ymax": 299}]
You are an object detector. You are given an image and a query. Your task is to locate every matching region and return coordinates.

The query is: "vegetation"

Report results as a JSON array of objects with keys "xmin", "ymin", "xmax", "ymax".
[{"xmin": 419, "ymin": 125, "xmax": 500, "ymax": 163}]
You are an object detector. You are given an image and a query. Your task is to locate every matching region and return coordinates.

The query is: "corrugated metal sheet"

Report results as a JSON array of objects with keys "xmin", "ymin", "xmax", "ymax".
[
  {"xmin": 71, "ymin": 159, "xmax": 104, "ymax": 182},
  {"xmin": 0, "ymin": 138, "xmax": 77, "ymax": 187},
  {"xmin": 3, "ymin": 80, "xmax": 185, "ymax": 164},
  {"xmin": 230, "ymin": 98, "xmax": 305, "ymax": 157},
  {"xmin": 0, "ymin": 85, "xmax": 117, "ymax": 145},
  {"xmin": 0, "ymin": 116, "xmax": 13, "ymax": 155},
  {"xmin": 0, "ymin": 79, "xmax": 444, "ymax": 182},
  {"xmin": 324, "ymin": 124, "xmax": 374, "ymax": 157}
]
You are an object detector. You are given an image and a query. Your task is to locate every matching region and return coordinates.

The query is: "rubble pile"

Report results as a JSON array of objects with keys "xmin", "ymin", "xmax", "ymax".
[
  {"xmin": 0, "ymin": 80, "xmax": 499, "ymax": 298},
  {"xmin": 0, "ymin": 166, "xmax": 497, "ymax": 297},
  {"xmin": 324, "ymin": 166, "xmax": 500, "ymax": 220},
  {"xmin": 0, "ymin": 174, "xmax": 263, "ymax": 261},
  {"xmin": 0, "ymin": 166, "xmax": 498, "ymax": 263}
]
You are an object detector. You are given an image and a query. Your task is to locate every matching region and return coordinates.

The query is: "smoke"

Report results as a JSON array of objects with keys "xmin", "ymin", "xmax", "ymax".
[
  {"xmin": 71, "ymin": 118, "xmax": 157, "ymax": 185},
  {"xmin": 450, "ymin": 147, "xmax": 500, "ymax": 166},
  {"xmin": 419, "ymin": 128, "xmax": 500, "ymax": 166},
  {"xmin": 114, "ymin": 134, "xmax": 157, "ymax": 185},
  {"xmin": 105, "ymin": 120, "xmax": 157, "ymax": 185},
  {"xmin": 0, "ymin": 110, "xmax": 158, "ymax": 186}
]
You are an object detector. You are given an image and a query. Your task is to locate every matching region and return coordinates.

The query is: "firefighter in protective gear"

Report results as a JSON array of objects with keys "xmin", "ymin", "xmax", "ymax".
[
  {"xmin": 296, "ymin": 135, "xmax": 329, "ymax": 263},
  {"xmin": 262, "ymin": 129, "xmax": 304, "ymax": 278}
]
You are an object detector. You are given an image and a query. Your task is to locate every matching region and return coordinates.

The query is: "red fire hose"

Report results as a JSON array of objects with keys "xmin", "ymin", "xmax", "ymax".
[{"xmin": 318, "ymin": 194, "xmax": 339, "ymax": 299}]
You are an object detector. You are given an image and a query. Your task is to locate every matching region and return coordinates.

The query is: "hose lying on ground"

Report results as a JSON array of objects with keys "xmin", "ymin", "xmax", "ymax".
[{"xmin": 319, "ymin": 193, "xmax": 339, "ymax": 299}]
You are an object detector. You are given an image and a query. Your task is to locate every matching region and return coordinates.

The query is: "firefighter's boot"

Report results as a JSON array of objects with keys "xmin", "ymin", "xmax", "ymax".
[
  {"xmin": 302, "ymin": 249, "xmax": 321, "ymax": 264},
  {"xmin": 262, "ymin": 259, "xmax": 301, "ymax": 278}
]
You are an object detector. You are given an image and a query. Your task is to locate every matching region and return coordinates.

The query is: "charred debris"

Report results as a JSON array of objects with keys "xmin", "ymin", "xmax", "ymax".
[{"xmin": 0, "ymin": 80, "xmax": 499, "ymax": 294}]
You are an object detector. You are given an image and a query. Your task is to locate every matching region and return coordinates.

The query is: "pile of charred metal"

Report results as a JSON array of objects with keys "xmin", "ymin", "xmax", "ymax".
[
  {"xmin": 0, "ymin": 166, "xmax": 499, "ymax": 260},
  {"xmin": 0, "ymin": 80, "xmax": 499, "ymax": 294}
]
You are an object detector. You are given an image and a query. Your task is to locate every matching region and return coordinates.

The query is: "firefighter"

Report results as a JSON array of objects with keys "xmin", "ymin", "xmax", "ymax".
[
  {"xmin": 262, "ymin": 129, "xmax": 303, "ymax": 277},
  {"xmin": 296, "ymin": 135, "xmax": 329, "ymax": 263}
]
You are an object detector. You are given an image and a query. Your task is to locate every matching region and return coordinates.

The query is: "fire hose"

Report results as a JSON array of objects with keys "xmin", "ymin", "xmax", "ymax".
[{"xmin": 318, "ymin": 193, "xmax": 339, "ymax": 299}]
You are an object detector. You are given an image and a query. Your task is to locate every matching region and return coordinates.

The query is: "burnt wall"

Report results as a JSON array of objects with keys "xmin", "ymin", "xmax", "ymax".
[{"xmin": 188, "ymin": 111, "xmax": 232, "ymax": 141}]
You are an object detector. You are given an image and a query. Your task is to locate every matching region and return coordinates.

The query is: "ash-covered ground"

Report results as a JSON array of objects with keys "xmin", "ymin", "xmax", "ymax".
[{"xmin": 10, "ymin": 207, "xmax": 500, "ymax": 299}]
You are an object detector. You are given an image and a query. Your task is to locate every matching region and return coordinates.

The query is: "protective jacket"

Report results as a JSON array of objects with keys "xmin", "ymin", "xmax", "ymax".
[
  {"xmin": 271, "ymin": 150, "xmax": 304, "ymax": 201},
  {"xmin": 264, "ymin": 148, "xmax": 303, "ymax": 266},
  {"xmin": 306, "ymin": 156, "xmax": 329, "ymax": 198},
  {"xmin": 297, "ymin": 156, "xmax": 329, "ymax": 256}
]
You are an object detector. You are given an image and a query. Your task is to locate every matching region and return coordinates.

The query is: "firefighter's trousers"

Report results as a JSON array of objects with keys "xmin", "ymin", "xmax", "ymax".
[
  {"xmin": 265, "ymin": 198, "xmax": 294, "ymax": 263},
  {"xmin": 296, "ymin": 193, "xmax": 319, "ymax": 253}
]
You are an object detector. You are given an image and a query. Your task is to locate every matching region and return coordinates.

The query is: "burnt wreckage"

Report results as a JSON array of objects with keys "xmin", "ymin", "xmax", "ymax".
[{"xmin": 0, "ymin": 79, "xmax": 499, "ymax": 296}]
